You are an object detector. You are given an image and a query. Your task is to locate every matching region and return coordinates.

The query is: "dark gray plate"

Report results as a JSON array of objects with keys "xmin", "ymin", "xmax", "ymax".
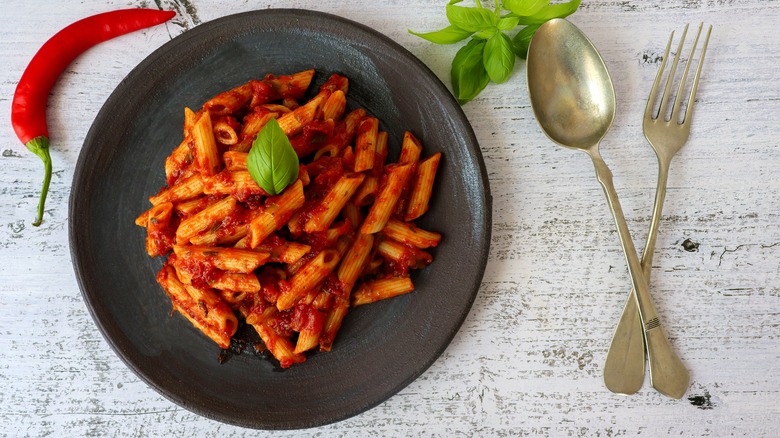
[{"xmin": 70, "ymin": 9, "xmax": 491, "ymax": 430}]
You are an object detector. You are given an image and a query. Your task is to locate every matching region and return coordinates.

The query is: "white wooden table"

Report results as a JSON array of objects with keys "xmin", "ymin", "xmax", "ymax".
[{"xmin": 2, "ymin": 1, "xmax": 779, "ymax": 435}]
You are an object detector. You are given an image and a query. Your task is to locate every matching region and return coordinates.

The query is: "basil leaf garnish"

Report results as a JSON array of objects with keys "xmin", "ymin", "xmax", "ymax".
[{"xmin": 247, "ymin": 118, "xmax": 299, "ymax": 196}]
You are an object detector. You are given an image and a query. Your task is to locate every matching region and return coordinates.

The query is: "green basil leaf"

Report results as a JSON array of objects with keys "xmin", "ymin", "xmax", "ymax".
[
  {"xmin": 446, "ymin": 4, "xmax": 499, "ymax": 32},
  {"xmin": 483, "ymin": 32, "xmax": 515, "ymax": 84},
  {"xmin": 247, "ymin": 118, "xmax": 299, "ymax": 195},
  {"xmin": 451, "ymin": 39, "xmax": 490, "ymax": 104},
  {"xmin": 516, "ymin": 0, "xmax": 581, "ymax": 24},
  {"xmin": 409, "ymin": 25, "xmax": 474, "ymax": 44},
  {"xmin": 511, "ymin": 24, "xmax": 540, "ymax": 58},
  {"xmin": 497, "ymin": 16, "xmax": 520, "ymax": 30},
  {"xmin": 472, "ymin": 27, "xmax": 498, "ymax": 39},
  {"xmin": 502, "ymin": 0, "xmax": 549, "ymax": 17}
]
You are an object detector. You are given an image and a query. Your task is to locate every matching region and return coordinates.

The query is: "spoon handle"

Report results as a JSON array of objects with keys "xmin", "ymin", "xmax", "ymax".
[
  {"xmin": 588, "ymin": 151, "xmax": 689, "ymax": 399},
  {"xmin": 603, "ymin": 160, "xmax": 671, "ymax": 395}
]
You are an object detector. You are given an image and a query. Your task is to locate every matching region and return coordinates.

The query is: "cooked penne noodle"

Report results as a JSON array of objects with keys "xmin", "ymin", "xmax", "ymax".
[
  {"xmin": 204, "ymin": 82, "xmax": 253, "ymax": 116},
  {"xmin": 208, "ymin": 271, "xmax": 261, "ymax": 292},
  {"xmin": 337, "ymin": 233, "xmax": 374, "ymax": 294},
  {"xmin": 144, "ymin": 202, "xmax": 174, "ymax": 257},
  {"xmin": 352, "ymin": 176, "xmax": 379, "ymax": 206},
  {"xmin": 399, "ymin": 131, "xmax": 423, "ymax": 166},
  {"xmin": 354, "ymin": 117, "xmax": 379, "ymax": 172},
  {"xmin": 203, "ymin": 170, "xmax": 268, "ymax": 200},
  {"xmin": 374, "ymin": 131, "xmax": 389, "ymax": 169},
  {"xmin": 293, "ymin": 305, "xmax": 326, "ymax": 354},
  {"xmin": 175, "ymin": 196, "xmax": 236, "ymax": 244},
  {"xmin": 173, "ymin": 244, "xmax": 270, "ymax": 273},
  {"xmin": 319, "ymin": 73, "xmax": 349, "ymax": 94},
  {"xmin": 240, "ymin": 108, "xmax": 279, "ymax": 141},
  {"xmin": 360, "ymin": 163, "xmax": 414, "ymax": 234},
  {"xmin": 165, "ymin": 137, "xmax": 194, "ymax": 185},
  {"xmin": 313, "ymin": 144, "xmax": 339, "ymax": 161},
  {"xmin": 172, "ymin": 256, "xmax": 261, "ymax": 293},
  {"xmin": 276, "ymin": 249, "xmax": 341, "ymax": 311},
  {"xmin": 341, "ymin": 202, "xmax": 363, "ymax": 230},
  {"xmin": 251, "ymin": 318, "xmax": 305, "ymax": 368},
  {"xmin": 149, "ymin": 174, "xmax": 204, "ymax": 206},
  {"xmin": 319, "ymin": 302, "xmax": 348, "ymax": 352},
  {"xmin": 320, "ymin": 90, "xmax": 346, "ymax": 121},
  {"xmin": 304, "ymin": 173, "xmax": 365, "ymax": 233},
  {"xmin": 376, "ymin": 238, "xmax": 432, "ymax": 270},
  {"xmin": 157, "ymin": 264, "xmax": 237, "ymax": 349},
  {"xmin": 405, "ymin": 152, "xmax": 441, "ymax": 221},
  {"xmin": 192, "ymin": 111, "xmax": 221, "ymax": 176},
  {"xmin": 223, "ymin": 151, "xmax": 247, "ymax": 171},
  {"xmin": 183, "ymin": 107, "xmax": 197, "ymax": 137},
  {"xmin": 242, "ymin": 237, "xmax": 311, "ymax": 265},
  {"xmin": 213, "ymin": 118, "xmax": 238, "ymax": 145},
  {"xmin": 248, "ymin": 180, "xmax": 305, "ymax": 248},
  {"xmin": 382, "ymin": 218, "xmax": 441, "ymax": 249},
  {"xmin": 276, "ymin": 92, "xmax": 328, "ymax": 137},
  {"xmin": 249, "ymin": 69, "xmax": 315, "ymax": 108},
  {"xmin": 189, "ymin": 214, "xmax": 255, "ymax": 246},
  {"xmin": 173, "ymin": 196, "xmax": 219, "ymax": 218},
  {"xmin": 351, "ymin": 277, "xmax": 415, "ymax": 307},
  {"xmin": 393, "ymin": 132, "xmax": 423, "ymax": 215},
  {"xmin": 261, "ymin": 103, "xmax": 293, "ymax": 114}
]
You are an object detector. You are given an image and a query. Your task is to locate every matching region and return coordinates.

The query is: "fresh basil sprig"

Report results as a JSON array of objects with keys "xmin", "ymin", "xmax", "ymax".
[
  {"xmin": 410, "ymin": 0, "xmax": 581, "ymax": 104},
  {"xmin": 247, "ymin": 118, "xmax": 299, "ymax": 196}
]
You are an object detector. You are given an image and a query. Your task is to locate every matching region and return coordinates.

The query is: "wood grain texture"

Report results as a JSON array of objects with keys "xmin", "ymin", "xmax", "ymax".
[{"xmin": 1, "ymin": 0, "xmax": 778, "ymax": 436}]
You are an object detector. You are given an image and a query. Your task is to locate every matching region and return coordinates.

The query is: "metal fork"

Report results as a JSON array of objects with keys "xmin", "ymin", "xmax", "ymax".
[{"xmin": 603, "ymin": 23, "xmax": 712, "ymax": 398}]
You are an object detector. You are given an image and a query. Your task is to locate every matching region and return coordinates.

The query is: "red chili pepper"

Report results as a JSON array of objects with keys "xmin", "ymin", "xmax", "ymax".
[{"xmin": 11, "ymin": 9, "xmax": 176, "ymax": 226}]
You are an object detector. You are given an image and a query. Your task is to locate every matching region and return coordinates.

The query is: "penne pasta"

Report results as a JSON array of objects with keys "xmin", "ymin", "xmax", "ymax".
[
  {"xmin": 304, "ymin": 173, "xmax": 365, "ymax": 233},
  {"xmin": 173, "ymin": 244, "xmax": 270, "ymax": 273},
  {"xmin": 223, "ymin": 151, "xmax": 248, "ymax": 171},
  {"xmin": 399, "ymin": 131, "xmax": 423, "ymax": 165},
  {"xmin": 405, "ymin": 152, "xmax": 441, "ymax": 221},
  {"xmin": 320, "ymin": 89, "xmax": 347, "ymax": 121},
  {"xmin": 203, "ymin": 170, "xmax": 268, "ymax": 201},
  {"xmin": 382, "ymin": 218, "xmax": 441, "ymax": 249},
  {"xmin": 157, "ymin": 264, "xmax": 238, "ymax": 349},
  {"xmin": 165, "ymin": 137, "xmax": 194, "ymax": 186},
  {"xmin": 144, "ymin": 202, "xmax": 175, "ymax": 257},
  {"xmin": 293, "ymin": 304, "xmax": 326, "ymax": 354},
  {"xmin": 376, "ymin": 237, "xmax": 432, "ymax": 271},
  {"xmin": 204, "ymin": 82, "xmax": 253, "ymax": 116},
  {"xmin": 360, "ymin": 163, "xmax": 414, "ymax": 234},
  {"xmin": 149, "ymin": 174, "xmax": 204, "ymax": 206},
  {"xmin": 247, "ymin": 180, "xmax": 305, "ymax": 248},
  {"xmin": 276, "ymin": 249, "xmax": 341, "ymax": 311},
  {"xmin": 337, "ymin": 233, "xmax": 374, "ymax": 294},
  {"xmin": 175, "ymin": 196, "xmax": 237, "ymax": 244},
  {"xmin": 353, "ymin": 117, "xmax": 378, "ymax": 172},
  {"xmin": 213, "ymin": 117, "xmax": 239, "ymax": 145},
  {"xmin": 137, "ymin": 70, "xmax": 445, "ymax": 368},
  {"xmin": 251, "ymin": 317, "xmax": 306, "ymax": 368},
  {"xmin": 276, "ymin": 91, "xmax": 328, "ymax": 137},
  {"xmin": 351, "ymin": 277, "xmax": 415, "ymax": 307},
  {"xmin": 191, "ymin": 111, "xmax": 221, "ymax": 177}
]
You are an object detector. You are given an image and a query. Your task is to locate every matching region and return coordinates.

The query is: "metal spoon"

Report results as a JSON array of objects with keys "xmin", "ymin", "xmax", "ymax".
[{"xmin": 526, "ymin": 18, "xmax": 688, "ymax": 399}]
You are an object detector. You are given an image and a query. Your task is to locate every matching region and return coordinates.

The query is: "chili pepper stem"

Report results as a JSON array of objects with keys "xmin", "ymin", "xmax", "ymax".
[{"xmin": 25, "ymin": 136, "xmax": 52, "ymax": 226}]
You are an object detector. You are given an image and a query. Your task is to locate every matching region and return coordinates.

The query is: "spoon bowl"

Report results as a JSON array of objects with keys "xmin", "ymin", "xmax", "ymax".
[{"xmin": 526, "ymin": 18, "xmax": 616, "ymax": 151}]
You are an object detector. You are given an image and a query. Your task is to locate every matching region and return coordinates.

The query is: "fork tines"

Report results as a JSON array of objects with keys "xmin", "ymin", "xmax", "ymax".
[{"xmin": 646, "ymin": 23, "xmax": 713, "ymax": 125}]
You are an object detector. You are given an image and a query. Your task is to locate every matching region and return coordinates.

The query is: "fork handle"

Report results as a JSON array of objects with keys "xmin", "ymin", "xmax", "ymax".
[
  {"xmin": 603, "ymin": 160, "xmax": 670, "ymax": 395},
  {"xmin": 587, "ymin": 151, "xmax": 689, "ymax": 398}
]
